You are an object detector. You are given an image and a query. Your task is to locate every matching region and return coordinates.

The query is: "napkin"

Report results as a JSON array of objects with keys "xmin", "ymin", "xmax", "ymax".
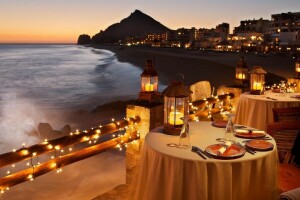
[
  {"xmin": 235, "ymin": 129, "xmax": 266, "ymax": 135},
  {"xmin": 218, "ymin": 141, "xmax": 232, "ymax": 155},
  {"xmin": 277, "ymin": 187, "xmax": 300, "ymax": 200}
]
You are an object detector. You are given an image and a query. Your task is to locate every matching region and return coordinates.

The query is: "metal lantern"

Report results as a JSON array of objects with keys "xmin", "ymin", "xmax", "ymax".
[
  {"xmin": 249, "ymin": 66, "xmax": 267, "ymax": 95},
  {"xmin": 162, "ymin": 80, "xmax": 192, "ymax": 135},
  {"xmin": 138, "ymin": 59, "xmax": 160, "ymax": 103},
  {"xmin": 295, "ymin": 56, "xmax": 300, "ymax": 79},
  {"xmin": 235, "ymin": 55, "xmax": 248, "ymax": 86}
]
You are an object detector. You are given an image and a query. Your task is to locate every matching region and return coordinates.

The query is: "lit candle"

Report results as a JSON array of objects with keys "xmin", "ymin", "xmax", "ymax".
[
  {"xmin": 237, "ymin": 73, "xmax": 245, "ymax": 80},
  {"xmin": 145, "ymin": 83, "xmax": 154, "ymax": 92},
  {"xmin": 253, "ymin": 82, "xmax": 262, "ymax": 90},
  {"xmin": 169, "ymin": 111, "xmax": 184, "ymax": 125},
  {"xmin": 296, "ymin": 65, "xmax": 300, "ymax": 72}
]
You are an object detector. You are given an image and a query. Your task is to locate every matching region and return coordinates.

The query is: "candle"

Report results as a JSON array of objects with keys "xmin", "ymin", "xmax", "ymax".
[
  {"xmin": 253, "ymin": 82, "xmax": 262, "ymax": 90},
  {"xmin": 237, "ymin": 73, "xmax": 245, "ymax": 80},
  {"xmin": 296, "ymin": 64, "xmax": 300, "ymax": 72},
  {"xmin": 169, "ymin": 111, "xmax": 184, "ymax": 125},
  {"xmin": 145, "ymin": 83, "xmax": 154, "ymax": 92}
]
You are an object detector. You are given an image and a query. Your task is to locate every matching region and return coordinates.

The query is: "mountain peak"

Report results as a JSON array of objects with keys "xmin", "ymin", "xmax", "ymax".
[
  {"xmin": 91, "ymin": 10, "xmax": 171, "ymax": 43},
  {"xmin": 132, "ymin": 9, "xmax": 143, "ymax": 15}
]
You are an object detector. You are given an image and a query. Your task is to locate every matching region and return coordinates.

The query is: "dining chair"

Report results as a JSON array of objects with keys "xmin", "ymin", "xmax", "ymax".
[
  {"xmin": 267, "ymin": 121, "xmax": 300, "ymax": 193},
  {"xmin": 277, "ymin": 187, "xmax": 300, "ymax": 200},
  {"xmin": 189, "ymin": 80, "xmax": 211, "ymax": 102},
  {"xmin": 272, "ymin": 107, "xmax": 300, "ymax": 122}
]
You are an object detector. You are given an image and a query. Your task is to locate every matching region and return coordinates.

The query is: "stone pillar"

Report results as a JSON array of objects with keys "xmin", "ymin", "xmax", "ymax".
[{"xmin": 125, "ymin": 102, "xmax": 163, "ymax": 183}]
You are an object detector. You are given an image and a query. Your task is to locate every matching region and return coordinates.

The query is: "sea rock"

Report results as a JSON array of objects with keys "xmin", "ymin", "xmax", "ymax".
[
  {"xmin": 60, "ymin": 124, "xmax": 71, "ymax": 135},
  {"xmin": 48, "ymin": 130, "xmax": 64, "ymax": 139},
  {"xmin": 38, "ymin": 123, "xmax": 53, "ymax": 136},
  {"xmin": 77, "ymin": 34, "xmax": 91, "ymax": 45}
]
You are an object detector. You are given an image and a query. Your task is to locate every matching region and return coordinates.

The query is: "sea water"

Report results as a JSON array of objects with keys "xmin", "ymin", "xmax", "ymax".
[
  {"xmin": 0, "ymin": 44, "xmax": 145, "ymax": 110},
  {"xmin": 0, "ymin": 44, "xmax": 163, "ymax": 152}
]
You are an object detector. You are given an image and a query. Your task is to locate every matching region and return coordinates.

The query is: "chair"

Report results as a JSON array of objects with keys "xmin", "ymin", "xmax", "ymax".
[
  {"xmin": 267, "ymin": 121, "xmax": 300, "ymax": 193},
  {"xmin": 189, "ymin": 81, "xmax": 211, "ymax": 102},
  {"xmin": 277, "ymin": 187, "xmax": 300, "ymax": 200},
  {"xmin": 272, "ymin": 107, "xmax": 300, "ymax": 122}
]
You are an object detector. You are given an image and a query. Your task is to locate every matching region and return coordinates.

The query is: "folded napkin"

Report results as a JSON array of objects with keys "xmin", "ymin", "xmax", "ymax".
[
  {"xmin": 277, "ymin": 187, "xmax": 300, "ymax": 200},
  {"xmin": 218, "ymin": 141, "xmax": 232, "ymax": 155},
  {"xmin": 235, "ymin": 129, "xmax": 266, "ymax": 135}
]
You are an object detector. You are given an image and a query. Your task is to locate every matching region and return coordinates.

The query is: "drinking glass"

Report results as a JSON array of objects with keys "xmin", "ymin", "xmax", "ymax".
[
  {"xmin": 178, "ymin": 117, "xmax": 191, "ymax": 150},
  {"xmin": 224, "ymin": 113, "xmax": 235, "ymax": 142}
]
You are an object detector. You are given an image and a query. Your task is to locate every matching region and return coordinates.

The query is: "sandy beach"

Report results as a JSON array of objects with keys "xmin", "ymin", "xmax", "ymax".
[{"xmin": 93, "ymin": 45, "xmax": 296, "ymax": 89}]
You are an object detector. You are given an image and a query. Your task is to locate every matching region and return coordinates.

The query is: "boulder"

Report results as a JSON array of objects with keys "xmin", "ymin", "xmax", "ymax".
[
  {"xmin": 38, "ymin": 123, "xmax": 53, "ymax": 136},
  {"xmin": 60, "ymin": 124, "xmax": 71, "ymax": 135}
]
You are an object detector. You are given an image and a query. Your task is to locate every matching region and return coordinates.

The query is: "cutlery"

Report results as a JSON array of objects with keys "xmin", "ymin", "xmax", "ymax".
[
  {"xmin": 193, "ymin": 146, "xmax": 212, "ymax": 158},
  {"xmin": 266, "ymin": 97, "xmax": 278, "ymax": 101},
  {"xmin": 191, "ymin": 146, "xmax": 207, "ymax": 160},
  {"xmin": 236, "ymin": 142, "xmax": 256, "ymax": 155},
  {"xmin": 242, "ymin": 138, "xmax": 272, "ymax": 143}
]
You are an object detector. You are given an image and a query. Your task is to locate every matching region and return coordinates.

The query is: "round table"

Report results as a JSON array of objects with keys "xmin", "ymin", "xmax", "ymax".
[
  {"xmin": 134, "ymin": 121, "xmax": 278, "ymax": 200},
  {"xmin": 234, "ymin": 91, "xmax": 300, "ymax": 131}
]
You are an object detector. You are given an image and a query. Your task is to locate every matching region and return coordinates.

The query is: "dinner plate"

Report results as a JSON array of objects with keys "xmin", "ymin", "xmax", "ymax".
[
  {"xmin": 211, "ymin": 120, "xmax": 227, "ymax": 128},
  {"xmin": 205, "ymin": 144, "xmax": 246, "ymax": 159},
  {"xmin": 245, "ymin": 140, "xmax": 274, "ymax": 151},
  {"xmin": 235, "ymin": 130, "xmax": 266, "ymax": 139}
]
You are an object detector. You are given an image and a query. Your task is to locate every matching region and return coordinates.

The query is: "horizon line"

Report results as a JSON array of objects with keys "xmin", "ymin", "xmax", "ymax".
[{"xmin": 0, "ymin": 42, "xmax": 76, "ymax": 45}]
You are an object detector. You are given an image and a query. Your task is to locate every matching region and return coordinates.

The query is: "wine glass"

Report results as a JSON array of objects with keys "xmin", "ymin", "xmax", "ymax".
[
  {"xmin": 178, "ymin": 116, "xmax": 191, "ymax": 150},
  {"xmin": 224, "ymin": 113, "xmax": 236, "ymax": 142}
]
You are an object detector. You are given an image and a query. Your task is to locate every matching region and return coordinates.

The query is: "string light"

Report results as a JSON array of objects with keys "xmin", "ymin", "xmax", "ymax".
[{"xmin": 0, "ymin": 116, "xmax": 141, "ymax": 192}]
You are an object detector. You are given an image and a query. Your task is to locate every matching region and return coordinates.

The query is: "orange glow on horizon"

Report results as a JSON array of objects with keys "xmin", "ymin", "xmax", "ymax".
[{"xmin": 0, "ymin": 33, "xmax": 77, "ymax": 44}]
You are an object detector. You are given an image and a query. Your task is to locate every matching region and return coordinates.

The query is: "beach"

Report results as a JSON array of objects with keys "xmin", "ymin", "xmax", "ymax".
[{"xmin": 93, "ymin": 45, "xmax": 295, "ymax": 89}]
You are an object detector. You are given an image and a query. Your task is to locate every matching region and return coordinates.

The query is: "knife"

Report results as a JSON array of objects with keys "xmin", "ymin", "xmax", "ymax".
[
  {"xmin": 191, "ymin": 146, "xmax": 207, "ymax": 159},
  {"xmin": 193, "ymin": 146, "xmax": 212, "ymax": 158},
  {"xmin": 236, "ymin": 142, "xmax": 256, "ymax": 155},
  {"xmin": 242, "ymin": 138, "xmax": 272, "ymax": 143}
]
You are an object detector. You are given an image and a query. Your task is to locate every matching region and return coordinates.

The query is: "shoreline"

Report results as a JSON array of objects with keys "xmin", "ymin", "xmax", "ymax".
[{"xmin": 91, "ymin": 44, "xmax": 294, "ymax": 89}]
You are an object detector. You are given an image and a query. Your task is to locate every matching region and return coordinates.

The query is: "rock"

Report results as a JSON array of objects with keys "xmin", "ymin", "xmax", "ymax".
[
  {"xmin": 77, "ymin": 34, "xmax": 91, "ymax": 45},
  {"xmin": 48, "ymin": 130, "xmax": 64, "ymax": 139},
  {"xmin": 38, "ymin": 123, "xmax": 53, "ymax": 136},
  {"xmin": 60, "ymin": 124, "xmax": 71, "ymax": 135}
]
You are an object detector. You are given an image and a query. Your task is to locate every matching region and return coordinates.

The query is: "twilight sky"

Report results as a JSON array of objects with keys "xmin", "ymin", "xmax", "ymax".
[{"xmin": 0, "ymin": 0, "xmax": 299, "ymax": 43}]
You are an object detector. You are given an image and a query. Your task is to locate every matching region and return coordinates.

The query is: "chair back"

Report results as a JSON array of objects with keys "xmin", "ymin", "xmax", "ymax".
[
  {"xmin": 267, "ymin": 121, "xmax": 300, "ymax": 164},
  {"xmin": 272, "ymin": 107, "xmax": 300, "ymax": 122},
  {"xmin": 189, "ymin": 81, "xmax": 211, "ymax": 102}
]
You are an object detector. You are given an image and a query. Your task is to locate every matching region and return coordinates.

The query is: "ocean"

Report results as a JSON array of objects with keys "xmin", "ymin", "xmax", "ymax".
[
  {"xmin": 0, "ymin": 44, "xmax": 147, "ymax": 111},
  {"xmin": 0, "ymin": 44, "xmax": 164, "ymax": 152}
]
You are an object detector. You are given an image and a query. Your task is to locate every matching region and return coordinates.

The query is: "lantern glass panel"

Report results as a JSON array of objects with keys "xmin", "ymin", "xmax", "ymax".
[
  {"xmin": 164, "ymin": 96, "xmax": 189, "ymax": 126},
  {"xmin": 141, "ymin": 76, "xmax": 158, "ymax": 92},
  {"xmin": 250, "ymin": 74, "xmax": 265, "ymax": 91},
  {"xmin": 236, "ymin": 67, "xmax": 247, "ymax": 80}
]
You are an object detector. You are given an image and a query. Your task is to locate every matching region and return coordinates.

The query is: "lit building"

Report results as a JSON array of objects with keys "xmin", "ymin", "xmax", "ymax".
[
  {"xmin": 145, "ymin": 33, "xmax": 161, "ymax": 47},
  {"xmin": 234, "ymin": 18, "xmax": 270, "ymax": 34},
  {"xmin": 269, "ymin": 12, "xmax": 300, "ymax": 34},
  {"xmin": 216, "ymin": 23, "xmax": 230, "ymax": 38}
]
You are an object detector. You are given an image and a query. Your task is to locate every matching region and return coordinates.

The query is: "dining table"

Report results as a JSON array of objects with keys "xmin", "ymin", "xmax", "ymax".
[
  {"xmin": 234, "ymin": 91, "xmax": 300, "ymax": 131},
  {"xmin": 134, "ymin": 121, "xmax": 278, "ymax": 200}
]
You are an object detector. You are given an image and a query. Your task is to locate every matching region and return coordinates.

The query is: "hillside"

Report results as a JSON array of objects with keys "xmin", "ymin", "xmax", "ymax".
[{"xmin": 91, "ymin": 9, "xmax": 171, "ymax": 43}]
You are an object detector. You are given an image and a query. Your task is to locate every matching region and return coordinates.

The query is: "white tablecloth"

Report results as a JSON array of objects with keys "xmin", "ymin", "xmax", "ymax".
[
  {"xmin": 134, "ymin": 121, "xmax": 278, "ymax": 200},
  {"xmin": 234, "ymin": 91, "xmax": 300, "ymax": 131}
]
